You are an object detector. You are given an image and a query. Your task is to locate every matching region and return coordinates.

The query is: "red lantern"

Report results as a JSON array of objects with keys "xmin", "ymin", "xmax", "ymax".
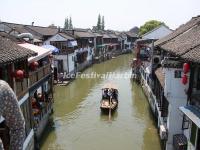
[
  {"xmin": 183, "ymin": 63, "xmax": 190, "ymax": 74},
  {"xmin": 15, "ymin": 70, "xmax": 24, "ymax": 79},
  {"xmin": 182, "ymin": 74, "xmax": 188, "ymax": 85},
  {"xmin": 34, "ymin": 61, "xmax": 39, "ymax": 67},
  {"xmin": 30, "ymin": 61, "xmax": 39, "ymax": 70}
]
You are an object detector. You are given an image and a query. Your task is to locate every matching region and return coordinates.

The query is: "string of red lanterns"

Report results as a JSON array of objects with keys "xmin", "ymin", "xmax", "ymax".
[{"xmin": 183, "ymin": 63, "xmax": 190, "ymax": 74}]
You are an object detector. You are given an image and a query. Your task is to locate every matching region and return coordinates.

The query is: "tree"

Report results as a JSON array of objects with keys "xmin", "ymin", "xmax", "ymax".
[
  {"xmin": 64, "ymin": 18, "xmax": 69, "ymax": 30},
  {"xmin": 101, "ymin": 16, "xmax": 105, "ymax": 30},
  {"xmin": 97, "ymin": 14, "xmax": 101, "ymax": 30},
  {"xmin": 139, "ymin": 20, "xmax": 166, "ymax": 35},
  {"xmin": 69, "ymin": 17, "xmax": 73, "ymax": 29}
]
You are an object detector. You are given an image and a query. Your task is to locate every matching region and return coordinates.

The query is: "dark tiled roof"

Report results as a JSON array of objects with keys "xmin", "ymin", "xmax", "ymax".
[
  {"xmin": 102, "ymin": 33, "xmax": 111, "ymax": 39},
  {"xmin": 1, "ymin": 22, "xmax": 29, "ymax": 33},
  {"xmin": 74, "ymin": 30, "xmax": 96, "ymax": 38},
  {"xmin": 155, "ymin": 16, "xmax": 200, "ymax": 46},
  {"xmin": 108, "ymin": 33, "xmax": 118, "ymax": 38},
  {"xmin": 25, "ymin": 25, "xmax": 58, "ymax": 36},
  {"xmin": 129, "ymin": 26, "xmax": 139, "ymax": 34},
  {"xmin": 154, "ymin": 16, "xmax": 200, "ymax": 63},
  {"xmin": 0, "ymin": 36, "xmax": 37, "ymax": 65},
  {"xmin": 155, "ymin": 67, "xmax": 165, "ymax": 87},
  {"xmin": 181, "ymin": 45, "xmax": 200, "ymax": 63},
  {"xmin": 93, "ymin": 32, "xmax": 103, "ymax": 37},
  {"xmin": 0, "ymin": 31, "xmax": 19, "ymax": 42},
  {"xmin": 0, "ymin": 22, "xmax": 44, "ymax": 40},
  {"xmin": 59, "ymin": 32, "xmax": 74, "ymax": 40},
  {"xmin": 73, "ymin": 28, "xmax": 90, "ymax": 32},
  {"xmin": 125, "ymin": 31, "xmax": 138, "ymax": 38},
  {"xmin": 158, "ymin": 23, "xmax": 200, "ymax": 55}
]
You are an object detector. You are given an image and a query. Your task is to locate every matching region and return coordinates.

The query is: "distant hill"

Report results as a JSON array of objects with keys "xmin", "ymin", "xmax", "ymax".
[{"xmin": 129, "ymin": 26, "xmax": 139, "ymax": 34}]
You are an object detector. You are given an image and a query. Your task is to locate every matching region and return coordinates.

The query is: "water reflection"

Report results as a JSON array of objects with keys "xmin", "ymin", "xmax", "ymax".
[
  {"xmin": 100, "ymin": 110, "xmax": 118, "ymax": 122},
  {"xmin": 131, "ymin": 80, "xmax": 161, "ymax": 150},
  {"xmin": 41, "ymin": 54, "xmax": 161, "ymax": 150}
]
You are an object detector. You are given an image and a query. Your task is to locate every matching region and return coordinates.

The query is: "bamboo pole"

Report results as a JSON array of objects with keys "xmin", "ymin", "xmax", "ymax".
[{"xmin": 109, "ymin": 96, "xmax": 112, "ymax": 121}]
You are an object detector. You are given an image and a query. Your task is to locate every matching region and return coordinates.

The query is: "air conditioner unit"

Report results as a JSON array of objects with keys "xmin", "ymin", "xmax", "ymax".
[
  {"xmin": 153, "ymin": 55, "xmax": 161, "ymax": 64},
  {"xmin": 159, "ymin": 125, "xmax": 167, "ymax": 140}
]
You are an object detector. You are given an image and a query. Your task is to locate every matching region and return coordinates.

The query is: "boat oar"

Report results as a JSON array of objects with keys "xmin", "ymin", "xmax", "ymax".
[{"xmin": 109, "ymin": 96, "xmax": 112, "ymax": 121}]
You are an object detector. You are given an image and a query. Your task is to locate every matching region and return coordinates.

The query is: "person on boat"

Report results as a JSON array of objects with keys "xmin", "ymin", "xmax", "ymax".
[
  {"xmin": 108, "ymin": 89, "xmax": 113, "ymax": 104},
  {"xmin": 113, "ymin": 89, "xmax": 118, "ymax": 103},
  {"xmin": 0, "ymin": 80, "xmax": 25, "ymax": 150},
  {"xmin": 103, "ymin": 89, "xmax": 108, "ymax": 99}
]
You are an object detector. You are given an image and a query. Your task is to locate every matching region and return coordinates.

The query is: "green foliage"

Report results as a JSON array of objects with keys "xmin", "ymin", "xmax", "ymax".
[
  {"xmin": 69, "ymin": 17, "xmax": 73, "ymax": 29},
  {"xmin": 139, "ymin": 20, "xmax": 166, "ymax": 35},
  {"xmin": 64, "ymin": 18, "xmax": 69, "ymax": 30},
  {"xmin": 97, "ymin": 14, "xmax": 101, "ymax": 30},
  {"xmin": 96, "ymin": 14, "xmax": 105, "ymax": 30},
  {"xmin": 102, "ymin": 16, "xmax": 105, "ymax": 30},
  {"xmin": 64, "ymin": 17, "xmax": 73, "ymax": 30}
]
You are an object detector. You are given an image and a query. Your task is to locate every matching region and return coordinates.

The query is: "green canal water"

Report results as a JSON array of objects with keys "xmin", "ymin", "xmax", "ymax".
[{"xmin": 40, "ymin": 54, "xmax": 161, "ymax": 150}]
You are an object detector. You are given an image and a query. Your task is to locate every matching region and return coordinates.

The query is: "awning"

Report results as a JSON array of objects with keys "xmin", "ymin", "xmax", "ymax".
[
  {"xmin": 68, "ymin": 41, "xmax": 77, "ymax": 47},
  {"xmin": 18, "ymin": 43, "xmax": 51, "ymax": 63},
  {"xmin": 179, "ymin": 105, "xmax": 200, "ymax": 128},
  {"xmin": 42, "ymin": 45, "xmax": 60, "ymax": 54}
]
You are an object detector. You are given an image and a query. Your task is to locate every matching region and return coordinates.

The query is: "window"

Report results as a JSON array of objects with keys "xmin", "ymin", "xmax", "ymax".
[
  {"xmin": 182, "ymin": 115, "xmax": 189, "ymax": 130},
  {"xmin": 174, "ymin": 70, "xmax": 182, "ymax": 78},
  {"xmin": 0, "ymin": 65, "xmax": 13, "ymax": 88},
  {"xmin": 190, "ymin": 122, "xmax": 197, "ymax": 146},
  {"xmin": 0, "ymin": 66, "xmax": 8, "ymax": 82}
]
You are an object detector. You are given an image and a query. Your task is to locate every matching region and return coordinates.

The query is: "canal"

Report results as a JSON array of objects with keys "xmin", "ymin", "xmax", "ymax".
[{"xmin": 40, "ymin": 54, "xmax": 161, "ymax": 150}]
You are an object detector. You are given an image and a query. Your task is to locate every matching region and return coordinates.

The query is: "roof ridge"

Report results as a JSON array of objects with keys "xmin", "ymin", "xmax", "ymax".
[
  {"xmin": 25, "ymin": 25, "xmax": 58, "ymax": 29},
  {"xmin": 158, "ymin": 20, "xmax": 200, "ymax": 46},
  {"xmin": 59, "ymin": 32, "xmax": 74, "ymax": 39},
  {"xmin": 1, "ymin": 21, "xmax": 57, "ymax": 29},
  {"xmin": 180, "ymin": 43, "xmax": 200, "ymax": 57}
]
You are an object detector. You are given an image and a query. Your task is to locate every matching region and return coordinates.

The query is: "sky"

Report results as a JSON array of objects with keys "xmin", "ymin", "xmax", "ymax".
[{"xmin": 0, "ymin": 0, "xmax": 200, "ymax": 31}]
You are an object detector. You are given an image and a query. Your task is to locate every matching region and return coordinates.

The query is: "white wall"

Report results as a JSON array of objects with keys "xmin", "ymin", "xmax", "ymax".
[
  {"xmin": 164, "ymin": 68, "xmax": 189, "ymax": 99},
  {"xmin": 143, "ymin": 25, "xmax": 172, "ymax": 40},
  {"xmin": 54, "ymin": 55, "xmax": 68, "ymax": 72},
  {"xmin": 68, "ymin": 53, "xmax": 75, "ymax": 73},
  {"xmin": 164, "ymin": 68, "xmax": 189, "ymax": 150},
  {"xmin": 87, "ymin": 47, "xmax": 94, "ymax": 61},
  {"xmin": 54, "ymin": 53, "xmax": 75, "ymax": 74}
]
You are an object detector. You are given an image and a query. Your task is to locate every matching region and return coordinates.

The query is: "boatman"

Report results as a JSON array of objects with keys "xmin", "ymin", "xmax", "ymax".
[
  {"xmin": 108, "ymin": 89, "xmax": 113, "ymax": 103},
  {"xmin": 0, "ymin": 80, "xmax": 25, "ymax": 150}
]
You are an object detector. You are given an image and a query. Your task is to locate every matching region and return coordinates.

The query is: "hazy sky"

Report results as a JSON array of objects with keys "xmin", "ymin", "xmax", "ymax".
[{"xmin": 1, "ymin": 0, "xmax": 199, "ymax": 31}]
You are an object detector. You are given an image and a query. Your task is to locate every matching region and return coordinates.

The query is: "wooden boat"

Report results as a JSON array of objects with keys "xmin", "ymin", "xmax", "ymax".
[{"xmin": 100, "ymin": 83, "xmax": 118, "ymax": 113}]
